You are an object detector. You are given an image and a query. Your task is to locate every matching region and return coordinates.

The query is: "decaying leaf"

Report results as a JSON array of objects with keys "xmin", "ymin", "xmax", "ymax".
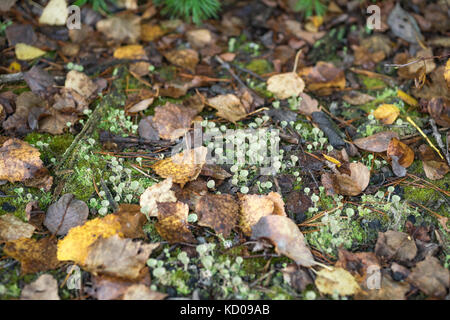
[
  {"xmin": 407, "ymin": 256, "xmax": 449, "ymax": 298},
  {"xmin": 152, "ymin": 147, "xmax": 207, "ymax": 187},
  {"xmin": 57, "ymin": 215, "xmax": 123, "ymax": 265},
  {"xmin": 20, "ymin": 274, "xmax": 60, "ymax": 300},
  {"xmin": 128, "ymin": 98, "xmax": 154, "ymax": 113},
  {"xmin": 239, "ymin": 192, "xmax": 286, "ymax": 236},
  {"xmin": 96, "ymin": 14, "xmax": 141, "ymax": 43},
  {"xmin": 0, "ymin": 213, "xmax": 35, "ymax": 241},
  {"xmin": 387, "ymin": 138, "xmax": 414, "ymax": 168},
  {"xmin": 353, "ymin": 131, "xmax": 399, "ymax": 153},
  {"xmin": 44, "ymin": 194, "xmax": 89, "ymax": 236},
  {"xmin": 84, "ymin": 234, "xmax": 159, "ymax": 280},
  {"xmin": 251, "ymin": 215, "xmax": 316, "ymax": 267},
  {"xmin": 387, "ymin": 3, "xmax": 424, "ymax": 44},
  {"xmin": 207, "ymin": 94, "xmax": 248, "ymax": 123},
  {"xmin": 88, "ymin": 274, "xmax": 151, "ymax": 300},
  {"xmin": 397, "ymin": 89, "xmax": 418, "ymax": 107},
  {"xmin": 355, "ymin": 274, "xmax": 410, "ymax": 300},
  {"xmin": 315, "ymin": 267, "xmax": 360, "ymax": 296},
  {"xmin": 418, "ymin": 144, "xmax": 450, "ymax": 180},
  {"xmin": 427, "ymin": 97, "xmax": 450, "ymax": 128},
  {"xmin": 141, "ymin": 23, "xmax": 165, "ymax": 41},
  {"xmin": 155, "ymin": 201, "xmax": 196, "ymax": 244},
  {"xmin": 3, "ymin": 237, "xmax": 60, "ymax": 274},
  {"xmin": 200, "ymin": 164, "xmax": 232, "ymax": 180},
  {"xmin": 164, "ymin": 49, "xmax": 199, "ymax": 73},
  {"xmin": 140, "ymin": 178, "xmax": 177, "ymax": 218},
  {"xmin": 2, "ymin": 92, "xmax": 43, "ymax": 132},
  {"xmin": 281, "ymin": 265, "xmax": 314, "ymax": 292},
  {"xmin": 114, "ymin": 204, "xmax": 148, "ymax": 239},
  {"xmin": 266, "ymin": 72, "xmax": 305, "ymax": 100},
  {"xmin": 171, "ymin": 178, "xmax": 208, "ymax": 211},
  {"xmin": 298, "ymin": 61, "xmax": 345, "ymax": 94},
  {"xmin": 153, "ymin": 102, "xmax": 197, "ymax": 141},
  {"xmin": 332, "ymin": 162, "xmax": 370, "ymax": 196},
  {"xmin": 196, "ymin": 194, "xmax": 239, "ymax": 237},
  {"xmin": 373, "ymin": 104, "xmax": 400, "ymax": 125},
  {"xmin": 375, "ymin": 231, "xmax": 417, "ymax": 263}
]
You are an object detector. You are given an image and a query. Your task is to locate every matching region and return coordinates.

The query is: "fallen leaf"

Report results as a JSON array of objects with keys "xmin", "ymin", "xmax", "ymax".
[
  {"xmin": 15, "ymin": 43, "xmax": 46, "ymax": 61},
  {"xmin": 445, "ymin": 59, "xmax": 450, "ymax": 89},
  {"xmin": 333, "ymin": 162, "xmax": 370, "ymax": 196},
  {"xmin": 207, "ymin": 94, "xmax": 248, "ymax": 123},
  {"xmin": 387, "ymin": 3, "xmax": 423, "ymax": 44},
  {"xmin": 171, "ymin": 178, "xmax": 208, "ymax": 211},
  {"xmin": 152, "ymin": 147, "xmax": 207, "ymax": 187},
  {"xmin": 418, "ymin": 144, "xmax": 450, "ymax": 180},
  {"xmin": 407, "ymin": 256, "xmax": 449, "ymax": 298},
  {"xmin": 297, "ymin": 92, "xmax": 320, "ymax": 116},
  {"xmin": 281, "ymin": 265, "xmax": 314, "ymax": 292},
  {"xmin": 84, "ymin": 234, "xmax": 159, "ymax": 280},
  {"xmin": 251, "ymin": 215, "xmax": 316, "ymax": 267},
  {"xmin": 373, "ymin": 104, "xmax": 400, "ymax": 125},
  {"xmin": 355, "ymin": 274, "xmax": 409, "ymax": 300},
  {"xmin": 267, "ymin": 72, "xmax": 305, "ymax": 100},
  {"xmin": 155, "ymin": 201, "xmax": 196, "ymax": 244},
  {"xmin": 153, "ymin": 102, "xmax": 197, "ymax": 141},
  {"xmin": 196, "ymin": 194, "xmax": 239, "ymax": 237},
  {"xmin": 408, "ymin": 48, "xmax": 436, "ymax": 75},
  {"xmin": 397, "ymin": 89, "xmax": 418, "ymax": 107},
  {"xmin": 164, "ymin": 49, "xmax": 199, "ymax": 73},
  {"xmin": 186, "ymin": 29, "xmax": 214, "ymax": 49},
  {"xmin": 44, "ymin": 194, "xmax": 89, "ymax": 236},
  {"xmin": 3, "ymin": 237, "xmax": 60, "ymax": 274},
  {"xmin": 200, "ymin": 164, "xmax": 231, "ymax": 180},
  {"xmin": 57, "ymin": 215, "xmax": 123, "ymax": 265},
  {"xmin": 0, "ymin": 0, "xmax": 17, "ymax": 11},
  {"xmin": 375, "ymin": 231, "xmax": 417, "ymax": 263},
  {"xmin": 2, "ymin": 91, "xmax": 42, "ymax": 134},
  {"xmin": 113, "ymin": 45, "xmax": 149, "ymax": 77},
  {"xmin": 96, "ymin": 14, "xmax": 141, "ymax": 43},
  {"xmin": 427, "ymin": 97, "xmax": 450, "ymax": 128},
  {"xmin": 315, "ymin": 267, "xmax": 360, "ymax": 296},
  {"xmin": 38, "ymin": 0, "xmax": 68, "ymax": 26},
  {"xmin": 239, "ymin": 193, "xmax": 274, "ymax": 236},
  {"xmin": 138, "ymin": 116, "xmax": 160, "ymax": 141},
  {"xmin": 0, "ymin": 213, "xmax": 35, "ymax": 241},
  {"xmin": 299, "ymin": 61, "xmax": 345, "ymax": 94},
  {"xmin": 88, "ymin": 274, "xmax": 151, "ymax": 300},
  {"xmin": 23, "ymin": 65, "xmax": 55, "ymax": 94},
  {"xmin": 387, "ymin": 138, "xmax": 414, "ymax": 168},
  {"xmin": 128, "ymin": 98, "xmax": 154, "ymax": 113},
  {"xmin": 141, "ymin": 23, "xmax": 165, "ymax": 41},
  {"xmin": 122, "ymin": 284, "xmax": 167, "ymax": 300},
  {"xmin": 342, "ymin": 91, "xmax": 375, "ymax": 106},
  {"xmin": 353, "ymin": 131, "xmax": 399, "ymax": 153},
  {"xmin": 140, "ymin": 178, "xmax": 177, "ymax": 218},
  {"xmin": 20, "ymin": 274, "xmax": 60, "ymax": 300},
  {"xmin": 65, "ymin": 70, "xmax": 97, "ymax": 99},
  {"xmin": 114, "ymin": 204, "xmax": 148, "ymax": 239}
]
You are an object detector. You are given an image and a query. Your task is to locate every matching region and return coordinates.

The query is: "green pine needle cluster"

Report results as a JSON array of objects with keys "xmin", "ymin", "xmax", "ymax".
[
  {"xmin": 295, "ymin": 0, "xmax": 328, "ymax": 17},
  {"xmin": 154, "ymin": 0, "xmax": 221, "ymax": 25}
]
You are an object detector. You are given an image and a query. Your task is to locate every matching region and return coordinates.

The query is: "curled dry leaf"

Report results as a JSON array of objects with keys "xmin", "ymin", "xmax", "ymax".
[
  {"xmin": 373, "ymin": 104, "xmax": 400, "ymax": 125},
  {"xmin": 153, "ymin": 102, "xmax": 197, "ymax": 141},
  {"xmin": 266, "ymin": 72, "xmax": 305, "ymax": 100},
  {"xmin": 152, "ymin": 147, "xmax": 207, "ymax": 187},
  {"xmin": 315, "ymin": 267, "xmax": 360, "ymax": 296},
  {"xmin": 57, "ymin": 215, "xmax": 123, "ymax": 265},
  {"xmin": 407, "ymin": 256, "xmax": 449, "ymax": 298},
  {"xmin": 239, "ymin": 192, "xmax": 286, "ymax": 236},
  {"xmin": 251, "ymin": 215, "xmax": 316, "ymax": 267},
  {"xmin": 155, "ymin": 201, "xmax": 196, "ymax": 244},
  {"xmin": 164, "ymin": 49, "xmax": 199, "ymax": 73},
  {"xmin": 20, "ymin": 274, "xmax": 60, "ymax": 300},
  {"xmin": 207, "ymin": 94, "xmax": 248, "ymax": 123},
  {"xmin": 3, "ymin": 237, "xmax": 60, "ymax": 274},
  {"xmin": 418, "ymin": 144, "xmax": 450, "ymax": 180},
  {"xmin": 0, "ymin": 213, "xmax": 35, "ymax": 241},
  {"xmin": 375, "ymin": 231, "xmax": 417, "ymax": 263},
  {"xmin": 353, "ymin": 131, "xmax": 399, "ymax": 153},
  {"xmin": 139, "ymin": 178, "xmax": 177, "ymax": 218},
  {"xmin": 333, "ymin": 162, "xmax": 370, "ymax": 196},
  {"xmin": 44, "ymin": 194, "xmax": 89, "ymax": 236},
  {"xmin": 84, "ymin": 234, "xmax": 159, "ymax": 280},
  {"xmin": 196, "ymin": 194, "xmax": 239, "ymax": 237},
  {"xmin": 387, "ymin": 138, "xmax": 414, "ymax": 168}
]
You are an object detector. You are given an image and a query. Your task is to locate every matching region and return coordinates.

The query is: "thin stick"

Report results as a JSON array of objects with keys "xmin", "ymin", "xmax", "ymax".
[
  {"xmin": 406, "ymin": 116, "xmax": 444, "ymax": 159},
  {"xmin": 429, "ymin": 118, "xmax": 450, "ymax": 166}
]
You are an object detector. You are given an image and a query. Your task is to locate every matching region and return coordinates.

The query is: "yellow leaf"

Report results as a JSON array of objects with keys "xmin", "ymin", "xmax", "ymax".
[
  {"xmin": 322, "ymin": 154, "xmax": 342, "ymax": 167},
  {"xmin": 113, "ymin": 45, "xmax": 145, "ymax": 59},
  {"xmin": 315, "ymin": 267, "xmax": 360, "ymax": 296},
  {"xmin": 373, "ymin": 104, "xmax": 400, "ymax": 125},
  {"xmin": 57, "ymin": 215, "xmax": 123, "ymax": 265},
  {"xmin": 8, "ymin": 61, "xmax": 21, "ymax": 72},
  {"xmin": 397, "ymin": 90, "xmax": 418, "ymax": 107},
  {"xmin": 15, "ymin": 43, "xmax": 46, "ymax": 61},
  {"xmin": 444, "ymin": 58, "xmax": 450, "ymax": 89}
]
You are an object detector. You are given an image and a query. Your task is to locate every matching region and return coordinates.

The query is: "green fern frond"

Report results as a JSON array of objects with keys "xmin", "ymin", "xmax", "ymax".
[
  {"xmin": 154, "ymin": 0, "xmax": 221, "ymax": 25},
  {"xmin": 295, "ymin": 0, "xmax": 328, "ymax": 17}
]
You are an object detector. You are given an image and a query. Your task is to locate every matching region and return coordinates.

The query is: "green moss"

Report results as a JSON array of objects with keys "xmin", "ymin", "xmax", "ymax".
[
  {"xmin": 143, "ymin": 221, "xmax": 163, "ymax": 242},
  {"xmin": 245, "ymin": 59, "xmax": 273, "ymax": 75},
  {"xmin": 359, "ymin": 75, "xmax": 386, "ymax": 90}
]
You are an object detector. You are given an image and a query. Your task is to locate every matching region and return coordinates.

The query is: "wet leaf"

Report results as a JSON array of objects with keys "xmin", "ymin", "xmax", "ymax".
[
  {"xmin": 251, "ymin": 215, "xmax": 316, "ymax": 267},
  {"xmin": 0, "ymin": 213, "xmax": 35, "ymax": 241},
  {"xmin": 418, "ymin": 144, "xmax": 450, "ymax": 180},
  {"xmin": 39, "ymin": 0, "xmax": 68, "ymax": 26},
  {"xmin": 57, "ymin": 215, "xmax": 123, "ymax": 265},
  {"xmin": 164, "ymin": 49, "xmax": 199, "ymax": 73},
  {"xmin": 315, "ymin": 267, "xmax": 360, "ymax": 296},
  {"xmin": 21, "ymin": 274, "xmax": 60, "ymax": 300},
  {"xmin": 333, "ymin": 162, "xmax": 370, "ymax": 196},
  {"xmin": 387, "ymin": 138, "xmax": 414, "ymax": 168},
  {"xmin": 114, "ymin": 204, "xmax": 148, "ymax": 239},
  {"xmin": 266, "ymin": 72, "xmax": 305, "ymax": 100},
  {"xmin": 353, "ymin": 131, "xmax": 399, "ymax": 153},
  {"xmin": 375, "ymin": 231, "xmax": 417, "ymax": 263},
  {"xmin": 196, "ymin": 194, "xmax": 239, "ymax": 237},
  {"xmin": 84, "ymin": 234, "xmax": 159, "ymax": 280},
  {"xmin": 152, "ymin": 147, "xmax": 207, "ymax": 187},
  {"xmin": 155, "ymin": 201, "xmax": 196, "ymax": 244},
  {"xmin": 140, "ymin": 178, "xmax": 177, "ymax": 218},
  {"xmin": 15, "ymin": 43, "xmax": 46, "ymax": 61},
  {"xmin": 297, "ymin": 92, "xmax": 320, "ymax": 116},
  {"xmin": 407, "ymin": 256, "xmax": 449, "ymax": 298},
  {"xmin": 207, "ymin": 94, "xmax": 248, "ymax": 123},
  {"xmin": 153, "ymin": 102, "xmax": 197, "ymax": 141},
  {"xmin": 373, "ymin": 104, "xmax": 400, "ymax": 125},
  {"xmin": 3, "ymin": 237, "xmax": 60, "ymax": 274},
  {"xmin": 44, "ymin": 194, "xmax": 89, "ymax": 236}
]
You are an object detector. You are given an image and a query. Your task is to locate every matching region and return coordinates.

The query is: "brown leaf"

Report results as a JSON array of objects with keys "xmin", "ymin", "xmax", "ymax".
[
  {"xmin": 418, "ymin": 144, "xmax": 450, "ymax": 180},
  {"xmin": 96, "ymin": 14, "xmax": 141, "ymax": 43},
  {"xmin": 333, "ymin": 162, "xmax": 370, "ymax": 196},
  {"xmin": 353, "ymin": 131, "xmax": 399, "ymax": 153},
  {"xmin": 128, "ymin": 98, "xmax": 154, "ymax": 113},
  {"xmin": 155, "ymin": 201, "xmax": 196, "ymax": 244},
  {"xmin": 3, "ymin": 237, "xmax": 60, "ymax": 274},
  {"xmin": 122, "ymin": 284, "xmax": 167, "ymax": 300},
  {"xmin": 355, "ymin": 274, "xmax": 410, "ymax": 300},
  {"xmin": 251, "ymin": 215, "xmax": 316, "ymax": 267},
  {"xmin": 89, "ymin": 273, "xmax": 151, "ymax": 300},
  {"xmin": 207, "ymin": 94, "xmax": 248, "ymax": 123},
  {"xmin": 298, "ymin": 61, "xmax": 346, "ymax": 95},
  {"xmin": 200, "ymin": 164, "xmax": 231, "ymax": 180},
  {"xmin": 0, "ymin": 213, "xmax": 35, "ymax": 241},
  {"xmin": 297, "ymin": 92, "xmax": 320, "ymax": 116},
  {"xmin": 2, "ymin": 92, "xmax": 44, "ymax": 133},
  {"xmin": 153, "ymin": 102, "xmax": 197, "ymax": 141},
  {"xmin": 44, "ymin": 194, "xmax": 89, "ymax": 236},
  {"xmin": 113, "ymin": 45, "xmax": 150, "ymax": 77},
  {"xmin": 281, "ymin": 265, "xmax": 314, "ymax": 292},
  {"xmin": 138, "ymin": 116, "xmax": 160, "ymax": 141},
  {"xmin": 171, "ymin": 178, "xmax": 208, "ymax": 211},
  {"xmin": 164, "ymin": 49, "xmax": 199, "ymax": 73},
  {"xmin": 266, "ymin": 72, "xmax": 305, "ymax": 100},
  {"xmin": 139, "ymin": 178, "xmax": 177, "ymax": 218},
  {"xmin": 239, "ymin": 193, "xmax": 281, "ymax": 236},
  {"xmin": 84, "ymin": 234, "xmax": 159, "ymax": 280},
  {"xmin": 38, "ymin": 108, "xmax": 79, "ymax": 135},
  {"xmin": 444, "ymin": 58, "xmax": 450, "ymax": 89},
  {"xmin": 196, "ymin": 194, "xmax": 239, "ymax": 237},
  {"xmin": 152, "ymin": 147, "xmax": 207, "ymax": 187},
  {"xmin": 186, "ymin": 29, "xmax": 214, "ymax": 49},
  {"xmin": 65, "ymin": 70, "xmax": 97, "ymax": 99},
  {"xmin": 387, "ymin": 138, "xmax": 414, "ymax": 168},
  {"xmin": 20, "ymin": 274, "xmax": 60, "ymax": 300},
  {"xmin": 375, "ymin": 231, "xmax": 417, "ymax": 263},
  {"xmin": 140, "ymin": 23, "xmax": 165, "ymax": 42},
  {"xmin": 342, "ymin": 91, "xmax": 375, "ymax": 106},
  {"xmin": 315, "ymin": 267, "xmax": 360, "ymax": 296},
  {"xmin": 407, "ymin": 256, "xmax": 449, "ymax": 298},
  {"xmin": 427, "ymin": 97, "xmax": 450, "ymax": 128},
  {"xmin": 114, "ymin": 204, "xmax": 148, "ymax": 239}
]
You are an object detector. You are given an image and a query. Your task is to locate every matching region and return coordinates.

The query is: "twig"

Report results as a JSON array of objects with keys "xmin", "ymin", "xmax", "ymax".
[
  {"xmin": 384, "ymin": 53, "xmax": 450, "ymax": 68},
  {"xmin": 406, "ymin": 116, "xmax": 444, "ymax": 160},
  {"xmin": 429, "ymin": 118, "xmax": 450, "ymax": 166}
]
